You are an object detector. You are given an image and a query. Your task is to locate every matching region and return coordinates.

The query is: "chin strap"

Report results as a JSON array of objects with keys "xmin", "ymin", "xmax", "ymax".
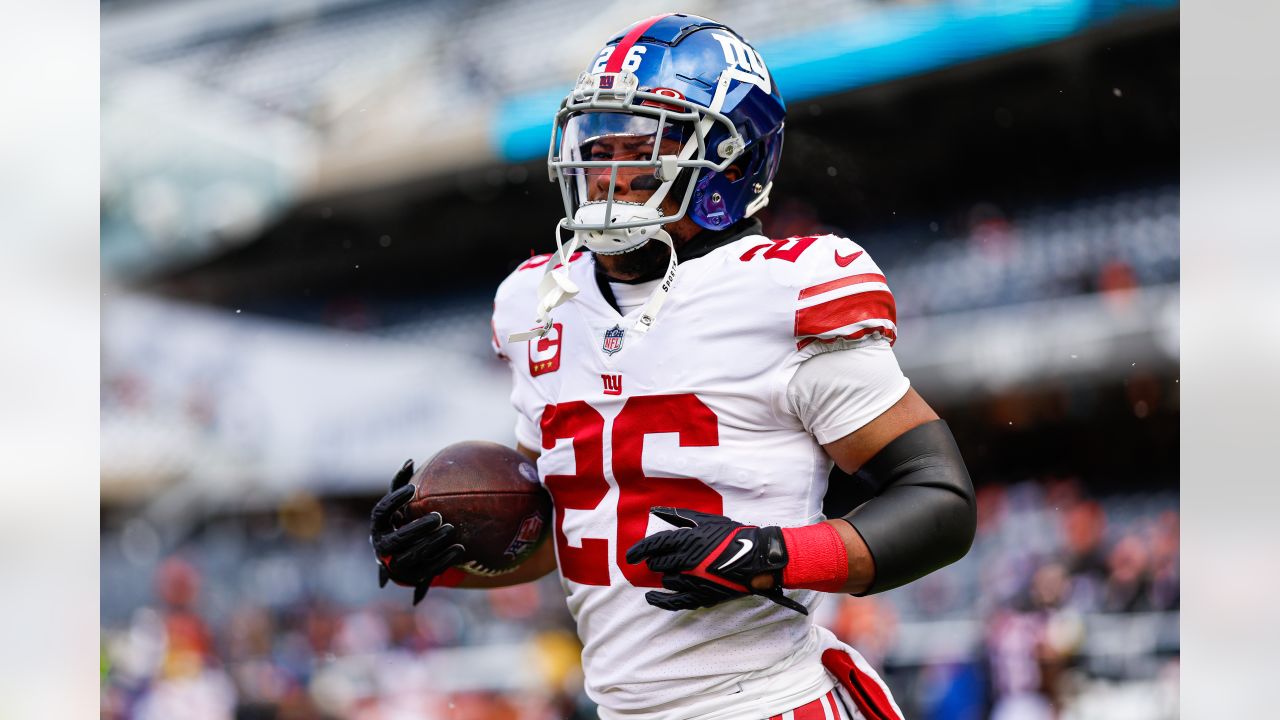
[
  {"xmin": 510, "ymin": 221, "xmax": 681, "ymax": 342},
  {"xmin": 508, "ymin": 220, "xmax": 583, "ymax": 342},
  {"xmin": 630, "ymin": 230, "xmax": 677, "ymax": 335}
]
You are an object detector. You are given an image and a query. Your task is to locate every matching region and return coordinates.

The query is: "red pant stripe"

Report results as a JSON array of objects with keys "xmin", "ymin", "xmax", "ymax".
[
  {"xmin": 847, "ymin": 662, "xmax": 899, "ymax": 720},
  {"xmin": 793, "ymin": 693, "xmax": 826, "ymax": 720},
  {"xmin": 773, "ymin": 687, "xmax": 851, "ymax": 720},
  {"xmin": 821, "ymin": 690, "xmax": 840, "ymax": 720},
  {"xmin": 821, "ymin": 649, "xmax": 902, "ymax": 720}
]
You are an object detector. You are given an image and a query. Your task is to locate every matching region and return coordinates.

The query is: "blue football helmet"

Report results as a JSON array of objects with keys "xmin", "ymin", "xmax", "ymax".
[
  {"xmin": 548, "ymin": 13, "xmax": 786, "ymax": 253},
  {"xmin": 511, "ymin": 14, "xmax": 785, "ymax": 343}
]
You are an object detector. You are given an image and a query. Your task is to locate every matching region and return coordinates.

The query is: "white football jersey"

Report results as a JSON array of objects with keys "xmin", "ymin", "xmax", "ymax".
[{"xmin": 491, "ymin": 233, "xmax": 898, "ymax": 716}]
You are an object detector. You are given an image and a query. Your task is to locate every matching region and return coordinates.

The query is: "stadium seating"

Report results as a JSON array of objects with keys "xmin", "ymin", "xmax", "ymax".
[{"xmin": 878, "ymin": 186, "xmax": 1179, "ymax": 317}]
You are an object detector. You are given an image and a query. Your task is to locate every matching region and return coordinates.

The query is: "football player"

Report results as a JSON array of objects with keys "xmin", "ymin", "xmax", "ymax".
[{"xmin": 372, "ymin": 14, "xmax": 976, "ymax": 720}]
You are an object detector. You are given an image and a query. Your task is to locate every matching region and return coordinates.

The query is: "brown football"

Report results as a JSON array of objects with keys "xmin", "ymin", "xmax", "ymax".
[{"xmin": 403, "ymin": 441, "xmax": 550, "ymax": 577}]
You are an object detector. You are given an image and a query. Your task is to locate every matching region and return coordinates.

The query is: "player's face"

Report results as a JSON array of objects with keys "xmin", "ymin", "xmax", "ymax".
[
  {"xmin": 565, "ymin": 112, "xmax": 690, "ymax": 212},
  {"xmin": 562, "ymin": 112, "xmax": 704, "ymax": 280},
  {"xmin": 582, "ymin": 134, "xmax": 685, "ymax": 211}
]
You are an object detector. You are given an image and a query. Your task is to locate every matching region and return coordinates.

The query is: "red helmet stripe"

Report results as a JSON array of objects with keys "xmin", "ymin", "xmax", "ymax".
[{"xmin": 604, "ymin": 14, "xmax": 672, "ymax": 73}]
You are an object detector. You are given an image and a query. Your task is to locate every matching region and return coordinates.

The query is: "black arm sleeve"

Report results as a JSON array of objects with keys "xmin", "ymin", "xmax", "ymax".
[{"xmin": 833, "ymin": 419, "xmax": 976, "ymax": 595}]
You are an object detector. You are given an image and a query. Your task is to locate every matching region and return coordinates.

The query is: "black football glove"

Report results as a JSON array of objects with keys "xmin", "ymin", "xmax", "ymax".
[
  {"xmin": 370, "ymin": 459, "xmax": 465, "ymax": 605},
  {"xmin": 625, "ymin": 507, "xmax": 808, "ymax": 615}
]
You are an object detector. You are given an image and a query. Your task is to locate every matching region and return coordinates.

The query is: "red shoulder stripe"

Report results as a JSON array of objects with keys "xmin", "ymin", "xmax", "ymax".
[
  {"xmin": 798, "ymin": 272, "xmax": 887, "ymax": 300},
  {"xmin": 795, "ymin": 290, "xmax": 896, "ymax": 337}
]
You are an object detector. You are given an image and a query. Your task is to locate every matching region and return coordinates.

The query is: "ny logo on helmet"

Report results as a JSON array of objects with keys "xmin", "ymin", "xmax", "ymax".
[{"xmin": 710, "ymin": 33, "xmax": 771, "ymax": 94}]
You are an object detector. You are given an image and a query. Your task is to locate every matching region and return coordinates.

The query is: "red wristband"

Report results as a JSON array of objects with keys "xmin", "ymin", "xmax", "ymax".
[
  {"xmin": 431, "ymin": 567, "xmax": 467, "ymax": 588},
  {"xmin": 781, "ymin": 522, "xmax": 849, "ymax": 592}
]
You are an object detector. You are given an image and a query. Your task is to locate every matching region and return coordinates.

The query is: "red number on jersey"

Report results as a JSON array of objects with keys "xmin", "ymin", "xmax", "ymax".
[
  {"xmin": 739, "ymin": 236, "xmax": 819, "ymax": 263},
  {"xmin": 539, "ymin": 394, "xmax": 722, "ymax": 587},
  {"xmin": 540, "ymin": 401, "xmax": 611, "ymax": 585},
  {"xmin": 612, "ymin": 394, "xmax": 722, "ymax": 587}
]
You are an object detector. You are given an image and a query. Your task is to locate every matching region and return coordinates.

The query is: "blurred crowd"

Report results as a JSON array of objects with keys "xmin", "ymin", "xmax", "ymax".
[
  {"xmin": 764, "ymin": 186, "xmax": 1179, "ymax": 320},
  {"xmin": 102, "ymin": 551, "xmax": 589, "ymax": 719},
  {"xmin": 821, "ymin": 477, "xmax": 1179, "ymax": 720},
  {"xmin": 101, "ymin": 477, "xmax": 1177, "ymax": 720}
]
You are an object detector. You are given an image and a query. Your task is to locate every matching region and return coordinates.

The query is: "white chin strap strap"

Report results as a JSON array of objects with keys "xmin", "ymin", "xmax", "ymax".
[
  {"xmin": 626, "ymin": 230, "xmax": 676, "ymax": 335},
  {"xmin": 508, "ymin": 217, "xmax": 677, "ymax": 342},
  {"xmin": 508, "ymin": 220, "xmax": 584, "ymax": 343}
]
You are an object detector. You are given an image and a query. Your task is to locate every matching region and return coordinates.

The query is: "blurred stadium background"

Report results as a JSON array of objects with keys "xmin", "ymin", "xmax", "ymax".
[{"xmin": 99, "ymin": 0, "xmax": 1179, "ymax": 718}]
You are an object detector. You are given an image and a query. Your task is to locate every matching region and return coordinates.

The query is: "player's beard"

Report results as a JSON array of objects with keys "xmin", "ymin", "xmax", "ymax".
[{"xmin": 597, "ymin": 237, "xmax": 673, "ymax": 283}]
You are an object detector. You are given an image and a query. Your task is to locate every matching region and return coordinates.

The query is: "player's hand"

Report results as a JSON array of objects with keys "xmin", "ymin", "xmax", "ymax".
[
  {"xmin": 370, "ymin": 459, "xmax": 465, "ymax": 605},
  {"xmin": 625, "ymin": 507, "xmax": 808, "ymax": 615}
]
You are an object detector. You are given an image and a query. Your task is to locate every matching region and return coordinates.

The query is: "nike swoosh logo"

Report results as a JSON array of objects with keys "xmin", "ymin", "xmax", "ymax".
[
  {"xmin": 717, "ymin": 538, "xmax": 754, "ymax": 571},
  {"xmin": 834, "ymin": 250, "xmax": 864, "ymax": 267}
]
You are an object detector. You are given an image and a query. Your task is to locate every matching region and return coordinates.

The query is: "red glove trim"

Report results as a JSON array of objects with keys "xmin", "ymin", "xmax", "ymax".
[
  {"xmin": 431, "ymin": 567, "xmax": 466, "ymax": 588},
  {"xmin": 689, "ymin": 528, "xmax": 753, "ymax": 593},
  {"xmin": 781, "ymin": 523, "xmax": 849, "ymax": 592}
]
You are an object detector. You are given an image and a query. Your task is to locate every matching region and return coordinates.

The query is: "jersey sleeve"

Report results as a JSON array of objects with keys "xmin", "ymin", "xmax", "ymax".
[
  {"xmin": 773, "ymin": 234, "xmax": 898, "ymax": 356},
  {"xmin": 490, "ymin": 255, "xmax": 562, "ymax": 451},
  {"xmin": 494, "ymin": 305, "xmax": 541, "ymax": 449},
  {"xmin": 736, "ymin": 233, "xmax": 904, "ymax": 434},
  {"xmin": 785, "ymin": 343, "xmax": 911, "ymax": 444}
]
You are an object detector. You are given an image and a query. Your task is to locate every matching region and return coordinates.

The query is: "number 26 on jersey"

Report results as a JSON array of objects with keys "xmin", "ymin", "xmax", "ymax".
[{"xmin": 540, "ymin": 394, "xmax": 722, "ymax": 588}]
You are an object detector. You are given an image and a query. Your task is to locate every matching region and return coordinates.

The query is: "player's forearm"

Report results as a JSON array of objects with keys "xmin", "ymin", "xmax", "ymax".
[
  {"xmin": 837, "ymin": 420, "xmax": 976, "ymax": 595},
  {"xmin": 750, "ymin": 518, "xmax": 875, "ymax": 595},
  {"xmin": 757, "ymin": 420, "xmax": 975, "ymax": 596},
  {"xmin": 825, "ymin": 519, "xmax": 876, "ymax": 594}
]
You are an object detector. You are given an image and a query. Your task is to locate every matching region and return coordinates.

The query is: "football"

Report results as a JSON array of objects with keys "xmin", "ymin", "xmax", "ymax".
[{"xmin": 403, "ymin": 440, "xmax": 551, "ymax": 577}]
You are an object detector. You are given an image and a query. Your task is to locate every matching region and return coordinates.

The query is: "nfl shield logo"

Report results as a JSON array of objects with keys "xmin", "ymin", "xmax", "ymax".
[{"xmin": 602, "ymin": 325, "xmax": 625, "ymax": 355}]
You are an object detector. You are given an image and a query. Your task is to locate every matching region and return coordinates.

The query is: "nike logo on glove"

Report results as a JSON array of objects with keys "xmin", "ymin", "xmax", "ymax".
[
  {"xmin": 717, "ymin": 538, "xmax": 754, "ymax": 570},
  {"xmin": 834, "ymin": 250, "xmax": 864, "ymax": 267}
]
